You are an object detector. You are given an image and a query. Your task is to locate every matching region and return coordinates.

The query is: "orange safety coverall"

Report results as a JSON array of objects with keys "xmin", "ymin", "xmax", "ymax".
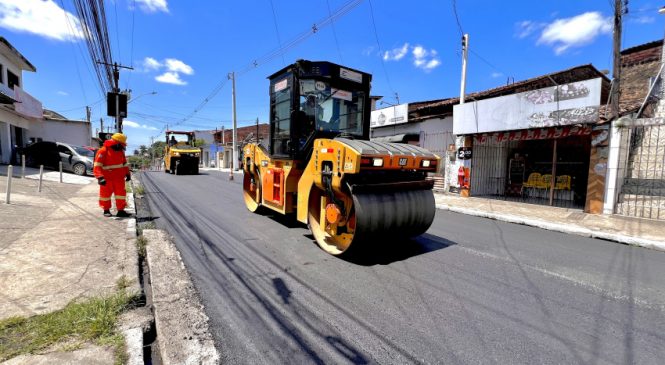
[{"xmin": 93, "ymin": 139, "xmax": 130, "ymax": 210}]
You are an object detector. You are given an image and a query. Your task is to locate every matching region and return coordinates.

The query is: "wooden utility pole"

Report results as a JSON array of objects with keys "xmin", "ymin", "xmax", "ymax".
[{"xmin": 611, "ymin": 0, "xmax": 623, "ymax": 120}]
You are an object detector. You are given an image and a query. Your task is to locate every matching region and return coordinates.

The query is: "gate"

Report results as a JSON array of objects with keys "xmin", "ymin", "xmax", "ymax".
[
  {"xmin": 421, "ymin": 131, "xmax": 454, "ymax": 191},
  {"xmin": 616, "ymin": 124, "xmax": 665, "ymax": 220}
]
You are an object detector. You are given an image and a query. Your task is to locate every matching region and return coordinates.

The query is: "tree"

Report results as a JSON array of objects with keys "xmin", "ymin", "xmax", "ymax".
[
  {"xmin": 133, "ymin": 149, "xmax": 139, "ymax": 156},
  {"xmin": 149, "ymin": 141, "xmax": 167, "ymax": 159},
  {"xmin": 139, "ymin": 145, "xmax": 148, "ymax": 155},
  {"xmin": 192, "ymin": 138, "xmax": 207, "ymax": 148}
]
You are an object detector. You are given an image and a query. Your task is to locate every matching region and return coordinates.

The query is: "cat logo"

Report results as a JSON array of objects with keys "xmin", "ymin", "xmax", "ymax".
[{"xmin": 398, "ymin": 158, "xmax": 408, "ymax": 166}]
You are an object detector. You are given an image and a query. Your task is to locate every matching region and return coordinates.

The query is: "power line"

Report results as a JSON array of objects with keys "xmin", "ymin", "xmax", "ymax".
[
  {"xmin": 451, "ymin": 0, "xmax": 464, "ymax": 36},
  {"xmin": 326, "ymin": 0, "xmax": 344, "ymax": 63},
  {"xmin": 366, "ymin": 0, "xmax": 395, "ymax": 95},
  {"xmin": 126, "ymin": 0, "xmax": 137, "ymax": 90},
  {"xmin": 268, "ymin": 0, "xmax": 286, "ymax": 66},
  {"xmin": 151, "ymin": 0, "xmax": 365, "ymax": 140},
  {"xmin": 235, "ymin": 0, "xmax": 364, "ymax": 76}
]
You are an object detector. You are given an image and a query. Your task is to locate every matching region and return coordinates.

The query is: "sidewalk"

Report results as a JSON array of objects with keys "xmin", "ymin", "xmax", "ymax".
[
  {"xmin": 0, "ymin": 170, "xmax": 141, "ymax": 363},
  {"xmin": 435, "ymin": 193, "xmax": 665, "ymax": 251}
]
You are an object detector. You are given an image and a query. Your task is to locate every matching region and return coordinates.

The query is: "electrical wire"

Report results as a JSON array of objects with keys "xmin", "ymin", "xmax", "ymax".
[
  {"xmin": 366, "ymin": 0, "xmax": 395, "ymax": 95},
  {"xmin": 326, "ymin": 0, "xmax": 344, "ymax": 63},
  {"xmin": 268, "ymin": 0, "xmax": 287, "ymax": 66},
  {"xmin": 151, "ymin": 0, "xmax": 365, "ymax": 140},
  {"xmin": 451, "ymin": 0, "xmax": 464, "ymax": 36},
  {"xmin": 236, "ymin": 0, "xmax": 364, "ymax": 76}
]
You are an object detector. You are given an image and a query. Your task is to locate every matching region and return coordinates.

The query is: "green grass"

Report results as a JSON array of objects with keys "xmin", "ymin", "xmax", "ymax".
[
  {"xmin": 136, "ymin": 235, "xmax": 148, "ymax": 259},
  {"xmin": 125, "ymin": 182, "xmax": 133, "ymax": 193},
  {"xmin": 133, "ymin": 184, "xmax": 145, "ymax": 196},
  {"xmin": 0, "ymin": 287, "xmax": 139, "ymax": 364}
]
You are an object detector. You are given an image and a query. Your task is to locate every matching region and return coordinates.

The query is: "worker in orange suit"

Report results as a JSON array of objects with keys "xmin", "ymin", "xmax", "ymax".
[{"xmin": 94, "ymin": 133, "xmax": 131, "ymax": 217}]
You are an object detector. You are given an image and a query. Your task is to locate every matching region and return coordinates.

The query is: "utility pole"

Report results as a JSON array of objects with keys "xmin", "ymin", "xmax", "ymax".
[
  {"xmin": 86, "ymin": 106, "xmax": 91, "ymax": 123},
  {"xmin": 97, "ymin": 61, "xmax": 134, "ymax": 133},
  {"xmin": 229, "ymin": 72, "xmax": 238, "ymax": 170},
  {"xmin": 611, "ymin": 0, "xmax": 623, "ymax": 120},
  {"xmin": 256, "ymin": 117, "xmax": 259, "ymax": 143},
  {"xmin": 100, "ymin": 118, "xmax": 104, "ymax": 136},
  {"xmin": 459, "ymin": 34, "xmax": 469, "ymax": 104}
]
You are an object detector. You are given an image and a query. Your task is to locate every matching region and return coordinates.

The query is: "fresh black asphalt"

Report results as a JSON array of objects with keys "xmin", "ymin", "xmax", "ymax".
[{"xmin": 138, "ymin": 170, "xmax": 665, "ymax": 365}]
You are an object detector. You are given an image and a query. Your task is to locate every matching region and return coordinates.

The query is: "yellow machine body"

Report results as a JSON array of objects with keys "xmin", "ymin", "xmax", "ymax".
[
  {"xmin": 242, "ymin": 60, "xmax": 440, "ymax": 256},
  {"xmin": 163, "ymin": 130, "xmax": 200, "ymax": 175}
]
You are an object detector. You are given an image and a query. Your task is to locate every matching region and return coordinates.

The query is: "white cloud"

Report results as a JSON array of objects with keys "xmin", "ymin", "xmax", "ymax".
[
  {"xmin": 515, "ymin": 20, "xmax": 544, "ymax": 39},
  {"xmin": 362, "ymin": 46, "xmax": 376, "ymax": 56},
  {"xmin": 412, "ymin": 45, "xmax": 441, "ymax": 72},
  {"xmin": 537, "ymin": 12, "xmax": 612, "ymax": 55},
  {"xmin": 156, "ymin": 71, "xmax": 186, "ymax": 85},
  {"xmin": 123, "ymin": 120, "xmax": 158, "ymax": 130},
  {"xmin": 56, "ymin": 90, "xmax": 69, "ymax": 96},
  {"xmin": 491, "ymin": 72, "xmax": 504, "ymax": 78},
  {"xmin": 165, "ymin": 58, "xmax": 193, "ymax": 75},
  {"xmin": 135, "ymin": 0, "xmax": 169, "ymax": 13},
  {"xmin": 143, "ymin": 57, "xmax": 162, "ymax": 71},
  {"xmin": 630, "ymin": 15, "xmax": 654, "ymax": 24},
  {"xmin": 0, "ymin": 0, "xmax": 84, "ymax": 42},
  {"xmin": 383, "ymin": 43, "xmax": 409, "ymax": 61}
]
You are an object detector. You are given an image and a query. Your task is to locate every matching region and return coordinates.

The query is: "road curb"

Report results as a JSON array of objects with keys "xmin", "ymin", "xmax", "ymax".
[
  {"xmin": 121, "ymin": 185, "xmax": 147, "ymax": 365},
  {"xmin": 436, "ymin": 204, "xmax": 665, "ymax": 252},
  {"xmin": 142, "ymin": 229, "xmax": 220, "ymax": 365}
]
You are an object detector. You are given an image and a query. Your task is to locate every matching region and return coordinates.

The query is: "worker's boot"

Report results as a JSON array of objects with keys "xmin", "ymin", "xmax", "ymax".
[
  {"xmin": 103, "ymin": 210, "xmax": 112, "ymax": 217},
  {"xmin": 116, "ymin": 210, "xmax": 130, "ymax": 218}
]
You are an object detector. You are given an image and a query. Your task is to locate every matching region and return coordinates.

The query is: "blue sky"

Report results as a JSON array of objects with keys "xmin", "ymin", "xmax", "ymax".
[{"xmin": 1, "ymin": 0, "xmax": 664, "ymax": 151}]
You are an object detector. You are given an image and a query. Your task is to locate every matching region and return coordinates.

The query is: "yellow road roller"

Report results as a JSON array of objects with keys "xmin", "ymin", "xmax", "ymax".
[
  {"xmin": 243, "ymin": 60, "xmax": 439, "ymax": 256},
  {"xmin": 164, "ymin": 130, "xmax": 200, "ymax": 175}
]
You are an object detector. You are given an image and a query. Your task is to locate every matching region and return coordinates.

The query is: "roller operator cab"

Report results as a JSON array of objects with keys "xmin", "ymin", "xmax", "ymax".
[
  {"xmin": 164, "ymin": 130, "xmax": 200, "ymax": 175},
  {"xmin": 243, "ymin": 60, "xmax": 440, "ymax": 256}
]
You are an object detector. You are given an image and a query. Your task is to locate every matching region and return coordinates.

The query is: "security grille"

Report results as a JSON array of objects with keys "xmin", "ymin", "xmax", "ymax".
[{"xmin": 616, "ymin": 125, "xmax": 665, "ymax": 220}]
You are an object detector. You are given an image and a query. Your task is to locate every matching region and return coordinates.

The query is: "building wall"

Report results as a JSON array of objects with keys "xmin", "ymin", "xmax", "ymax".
[
  {"xmin": 0, "ymin": 51, "xmax": 24, "ymax": 88},
  {"xmin": 370, "ymin": 117, "xmax": 452, "ymax": 139},
  {"xmin": 25, "ymin": 119, "xmax": 92, "ymax": 146}
]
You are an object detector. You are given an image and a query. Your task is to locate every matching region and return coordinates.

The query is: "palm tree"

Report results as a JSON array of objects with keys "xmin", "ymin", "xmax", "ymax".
[{"xmin": 139, "ymin": 145, "xmax": 148, "ymax": 155}]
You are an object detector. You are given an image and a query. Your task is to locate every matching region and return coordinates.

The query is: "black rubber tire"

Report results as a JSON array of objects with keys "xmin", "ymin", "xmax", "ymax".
[{"xmin": 73, "ymin": 163, "xmax": 86, "ymax": 176}]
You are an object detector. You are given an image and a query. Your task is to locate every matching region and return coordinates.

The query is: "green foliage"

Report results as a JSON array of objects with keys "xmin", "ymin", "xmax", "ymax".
[
  {"xmin": 192, "ymin": 138, "xmax": 207, "ymax": 148},
  {"xmin": 136, "ymin": 235, "xmax": 148, "ymax": 259},
  {"xmin": 127, "ymin": 155, "xmax": 150, "ymax": 170},
  {"xmin": 0, "ymin": 290, "xmax": 139, "ymax": 363},
  {"xmin": 149, "ymin": 141, "xmax": 166, "ymax": 159}
]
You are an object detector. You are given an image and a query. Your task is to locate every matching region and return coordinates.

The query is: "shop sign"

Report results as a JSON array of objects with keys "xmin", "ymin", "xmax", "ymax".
[
  {"xmin": 370, "ymin": 103, "xmax": 409, "ymax": 128},
  {"xmin": 474, "ymin": 125, "xmax": 592, "ymax": 144},
  {"xmin": 457, "ymin": 147, "xmax": 472, "ymax": 160},
  {"xmin": 454, "ymin": 77, "xmax": 602, "ymax": 134}
]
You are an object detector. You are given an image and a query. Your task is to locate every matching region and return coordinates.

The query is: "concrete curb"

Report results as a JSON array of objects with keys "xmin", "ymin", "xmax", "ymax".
[
  {"xmin": 143, "ymin": 229, "xmax": 220, "ymax": 365},
  {"xmin": 121, "ymin": 184, "xmax": 147, "ymax": 365},
  {"xmin": 436, "ymin": 204, "xmax": 665, "ymax": 252}
]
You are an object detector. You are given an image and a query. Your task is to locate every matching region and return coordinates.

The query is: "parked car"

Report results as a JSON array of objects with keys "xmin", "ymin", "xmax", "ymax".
[{"xmin": 21, "ymin": 141, "xmax": 95, "ymax": 176}]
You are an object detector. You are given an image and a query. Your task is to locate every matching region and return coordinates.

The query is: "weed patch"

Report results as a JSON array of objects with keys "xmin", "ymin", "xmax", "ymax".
[{"xmin": 0, "ymin": 290, "xmax": 139, "ymax": 363}]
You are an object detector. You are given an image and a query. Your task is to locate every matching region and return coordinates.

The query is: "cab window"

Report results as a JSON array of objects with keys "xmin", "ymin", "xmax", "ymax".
[{"xmin": 270, "ymin": 76, "xmax": 292, "ymax": 156}]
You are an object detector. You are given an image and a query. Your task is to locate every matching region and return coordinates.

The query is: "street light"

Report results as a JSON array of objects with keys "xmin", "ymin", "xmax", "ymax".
[{"xmin": 127, "ymin": 91, "xmax": 157, "ymax": 104}]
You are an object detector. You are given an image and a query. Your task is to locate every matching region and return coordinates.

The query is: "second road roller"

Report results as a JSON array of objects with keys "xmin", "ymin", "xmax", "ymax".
[{"xmin": 242, "ymin": 60, "xmax": 440, "ymax": 256}]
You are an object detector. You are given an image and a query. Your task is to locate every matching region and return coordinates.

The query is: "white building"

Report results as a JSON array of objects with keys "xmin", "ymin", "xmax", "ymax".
[
  {"xmin": 26, "ymin": 109, "xmax": 93, "ymax": 147},
  {"xmin": 193, "ymin": 129, "xmax": 216, "ymax": 167},
  {"xmin": 0, "ymin": 36, "xmax": 39, "ymax": 164},
  {"xmin": 0, "ymin": 37, "xmax": 93, "ymax": 165}
]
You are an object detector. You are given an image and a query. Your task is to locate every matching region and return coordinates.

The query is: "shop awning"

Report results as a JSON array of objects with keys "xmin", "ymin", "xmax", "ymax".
[{"xmin": 371, "ymin": 133, "xmax": 419, "ymax": 143}]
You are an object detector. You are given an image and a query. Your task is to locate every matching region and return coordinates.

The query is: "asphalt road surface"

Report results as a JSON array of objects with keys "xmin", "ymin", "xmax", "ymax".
[{"xmin": 139, "ymin": 170, "xmax": 665, "ymax": 365}]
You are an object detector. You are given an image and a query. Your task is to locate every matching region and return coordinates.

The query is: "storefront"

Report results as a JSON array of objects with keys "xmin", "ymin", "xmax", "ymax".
[
  {"xmin": 453, "ymin": 71, "xmax": 610, "ymax": 210},
  {"xmin": 471, "ymin": 126, "xmax": 592, "ymax": 208}
]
